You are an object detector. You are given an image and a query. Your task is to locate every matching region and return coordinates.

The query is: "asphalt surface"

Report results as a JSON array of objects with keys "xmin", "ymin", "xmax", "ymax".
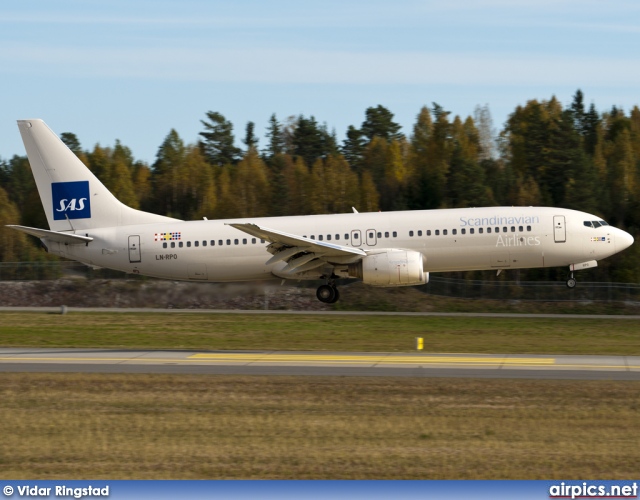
[{"xmin": 1, "ymin": 348, "xmax": 639, "ymax": 380}]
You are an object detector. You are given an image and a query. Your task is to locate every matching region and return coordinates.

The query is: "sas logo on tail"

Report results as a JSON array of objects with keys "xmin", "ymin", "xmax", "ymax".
[{"xmin": 52, "ymin": 181, "xmax": 91, "ymax": 220}]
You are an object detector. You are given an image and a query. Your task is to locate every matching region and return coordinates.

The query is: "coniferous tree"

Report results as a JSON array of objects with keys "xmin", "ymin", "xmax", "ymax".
[
  {"xmin": 243, "ymin": 121, "xmax": 258, "ymax": 151},
  {"xmin": 199, "ymin": 111, "xmax": 242, "ymax": 166},
  {"xmin": 341, "ymin": 125, "xmax": 365, "ymax": 172},
  {"xmin": 60, "ymin": 132, "xmax": 82, "ymax": 156},
  {"xmin": 361, "ymin": 105, "xmax": 403, "ymax": 142},
  {"xmin": 264, "ymin": 113, "xmax": 285, "ymax": 161}
]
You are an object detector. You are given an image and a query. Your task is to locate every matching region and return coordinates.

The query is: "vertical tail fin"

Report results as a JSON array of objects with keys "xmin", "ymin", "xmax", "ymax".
[{"xmin": 17, "ymin": 119, "xmax": 178, "ymax": 231}]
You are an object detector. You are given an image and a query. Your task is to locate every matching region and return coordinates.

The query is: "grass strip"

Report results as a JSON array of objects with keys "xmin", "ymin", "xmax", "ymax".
[
  {"xmin": 1, "ymin": 373, "xmax": 638, "ymax": 479},
  {"xmin": 0, "ymin": 312, "xmax": 639, "ymax": 355}
]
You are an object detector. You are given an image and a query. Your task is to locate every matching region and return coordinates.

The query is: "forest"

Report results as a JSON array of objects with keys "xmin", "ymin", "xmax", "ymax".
[{"xmin": 1, "ymin": 90, "xmax": 639, "ymax": 283}]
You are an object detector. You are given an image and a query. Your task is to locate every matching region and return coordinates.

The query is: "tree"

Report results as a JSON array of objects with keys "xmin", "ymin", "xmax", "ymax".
[
  {"xmin": 243, "ymin": 121, "xmax": 258, "ymax": 151},
  {"xmin": 152, "ymin": 129, "xmax": 186, "ymax": 217},
  {"xmin": 474, "ymin": 104, "xmax": 496, "ymax": 161},
  {"xmin": 0, "ymin": 186, "xmax": 29, "ymax": 261},
  {"xmin": 199, "ymin": 111, "xmax": 242, "ymax": 166},
  {"xmin": 60, "ymin": 132, "xmax": 82, "ymax": 155},
  {"xmin": 291, "ymin": 116, "xmax": 337, "ymax": 168},
  {"xmin": 264, "ymin": 113, "xmax": 285, "ymax": 160},
  {"xmin": 341, "ymin": 125, "xmax": 366, "ymax": 171},
  {"xmin": 361, "ymin": 105, "xmax": 403, "ymax": 142}
]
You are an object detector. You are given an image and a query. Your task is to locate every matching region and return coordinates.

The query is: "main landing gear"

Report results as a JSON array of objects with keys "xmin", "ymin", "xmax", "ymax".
[
  {"xmin": 566, "ymin": 272, "xmax": 577, "ymax": 289},
  {"xmin": 316, "ymin": 279, "xmax": 340, "ymax": 304}
]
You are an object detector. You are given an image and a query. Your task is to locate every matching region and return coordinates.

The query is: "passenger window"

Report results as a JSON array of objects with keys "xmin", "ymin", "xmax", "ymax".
[
  {"xmin": 194, "ymin": 241, "xmax": 199, "ymax": 247},
  {"xmin": 226, "ymin": 239, "xmax": 231, "ymax": 245},
  {"xmin": 461, "ymin": 228, "xmax": 466, "ymax": 235},
  {"xmin": 179, "ymin": 242, "xmax": 184, "ymax": 248},
  {"xmin": 385, "ymin": 232, "xmax": 389, "ymax": 238},
  {"xmin": 417, "ymin": 230, "xmax": 422, "ymax": 237},
  {"xmin": 211, "ymin": 240, "xmax": 215, "ymax": 246},
  {"xmin": 252, "ymin": 238, "xmax": 256, "ymax": 244},
  {"xmin": 518, "ymin": 226, "xmax": 523, "ymax": 232},
  {"xmin": 171, "ymin": 242, "xmax": 175, "ymax": 248},
  {"xmin": 495, "ymin": 227, "xmax": 499, "ymax": 233},
  {"xmin": 318, "ymin": 235, "xmax": 323, "ymax": 241},
  {"xmin": 218, "ymin": 240, "xmax": 223, "ymax": 246},
  {"xmin": 443, "ymin": 229, "xmax": 448, "ymax": 235},
  {"xmin": 427, "ymin": 230, "xmax": 431, "ymax": 236},
  {"xmin": 162, "ymin": 242, "xmax": 167, "ymax": 249},
  {"xmin": 202, "ymin": 241, "xmax": 206, "ymax": 247},
  {"xmin": 511, "ymin": 227, "xmax": 515, "ymax": 232},
  {"xmin": 336, "ymin": 234, "xmax": 340, "ymax": 240},
  {"xmin": 327, "ymin": 235, "xmax": 332, "ymax": 241},
  {"xmin": 353, "ymin": 233, "xmax": 359, "ymax": 239},
  {"xmin": 243, "ymin": 238, "xmax": 247, "ymax": 244},
  {"xmin": 392, "ymin": 231, "xmax": 397, "ymax": 237},
  {"xmin": 377, "ymin": 232, "xmax": 381, "ymax": 238},
  {"xmin": 487, "ymin": 227, "xmax": 491, "ymax": 233},
  {"xmin": 409, "ymin": 231, "xmax": 414, "ymax": 237},
  {"xmin": 311, "ymin": 235, "xmax": 315, "ymax": 240},
  {"xmin": 345, "ymin": 234, "xmax": 349, "ymax": 240},
  {"xmin": 479, "ymin": 228, "xmax": 483, "ymax": 234},
  {"xmin": 470, "ymin": 228, "xmax": 475, "ymax": 234},
  {"xmin": 234, "ymin": 239, "xmax": 239, "ymax": 245},
  {"xmin": 452, "ymin": 229, "xmax": 457, "ymax": 235},
  {"xmin": 260, "ymin": 239, "xmax": 265, "ymax": 243},
  {"xmin": 435, "ymin": 230, "xmax": 440, "ymax": 236},
  {"xmin": 527, "ymin": 226, "xmax": 531, "ymax": 232},
  {"xmin": 503, "ymin": 227, "xmax": 507, "ymax": 233},
  {"xmin": 187, "ymin": 241, "xmax": 192, "ymax": 247}
]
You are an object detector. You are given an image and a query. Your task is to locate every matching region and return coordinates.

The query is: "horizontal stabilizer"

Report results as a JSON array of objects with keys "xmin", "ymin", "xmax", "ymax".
[{"xmin": 7, "ymin": 225, "xmax": 93, "ymax": 245}]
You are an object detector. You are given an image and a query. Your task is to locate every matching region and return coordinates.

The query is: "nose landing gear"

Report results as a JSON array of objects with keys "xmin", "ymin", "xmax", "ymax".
[{"xmin": 566, "ymin": 272, "xmax": 577, "ymax": 289}]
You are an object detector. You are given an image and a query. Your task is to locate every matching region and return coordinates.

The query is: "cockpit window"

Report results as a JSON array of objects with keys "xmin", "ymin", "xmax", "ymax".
[{"xmin": 584, "ymin": 220, "xmax": 609, "ymax": 228}]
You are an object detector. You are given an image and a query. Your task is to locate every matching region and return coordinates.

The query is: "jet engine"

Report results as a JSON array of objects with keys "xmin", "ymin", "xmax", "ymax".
[{"xmin": 348, "ymin": 250, "xmax": 428, "ymax": 286}]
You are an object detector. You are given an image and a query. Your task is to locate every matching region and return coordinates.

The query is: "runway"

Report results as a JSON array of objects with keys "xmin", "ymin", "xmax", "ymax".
[{"xmin": 1, "ymin": 348, "xmax": 639, "ymax": 380}]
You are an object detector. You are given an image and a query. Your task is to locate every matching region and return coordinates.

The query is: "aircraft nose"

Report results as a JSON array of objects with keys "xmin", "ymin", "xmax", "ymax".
[{"xmin": 617, "ymin": 230, "xmax": 634, "ymax": 252}]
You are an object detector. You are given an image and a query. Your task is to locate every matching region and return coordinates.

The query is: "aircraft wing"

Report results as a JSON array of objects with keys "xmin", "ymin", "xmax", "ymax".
[
  {"xmin": 7, "ymin": 225, "xmax": 93, "ymax": 245},
  {"xmin": 227, "ymin": 222, "xmax": 365, "ymax": 275}
]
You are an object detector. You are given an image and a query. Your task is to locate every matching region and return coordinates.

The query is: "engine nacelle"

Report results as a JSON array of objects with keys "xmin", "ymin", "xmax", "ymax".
[{"xmin": 348, "ymin": 250, "xmax": 428, "ymax": 287}]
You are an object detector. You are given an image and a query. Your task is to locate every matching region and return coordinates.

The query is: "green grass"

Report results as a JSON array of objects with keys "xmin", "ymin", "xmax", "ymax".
[
  {"xmin": 0, "ymin": 311, "xmax": 639, "ymax": 354},
  {"xmin": 1, "ymin": 373, "xmax": 639, "ymax": 479}
]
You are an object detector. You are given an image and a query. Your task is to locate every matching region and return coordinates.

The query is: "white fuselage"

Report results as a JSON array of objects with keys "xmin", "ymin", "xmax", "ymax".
[{"xmin": 45, "ymin": 206, "xmax": 629, "ymax": 283}]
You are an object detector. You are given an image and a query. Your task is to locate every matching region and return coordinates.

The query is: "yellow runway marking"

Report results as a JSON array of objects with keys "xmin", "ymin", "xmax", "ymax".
[
  {"xmin": 0, "ymin": 354, "xmax": 639, "ymax": 370},
  {"xmin": 189, "ymin": 353, "xmax": 556, "ymax": 365}
]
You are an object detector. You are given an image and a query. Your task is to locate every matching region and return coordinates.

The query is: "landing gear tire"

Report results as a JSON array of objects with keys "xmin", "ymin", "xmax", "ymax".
[
  {"xmin": 566, "ymin": 276, "xmax": 577, "ymax": 289},
  {"xmin": 316, "ymin": 284, "xmax": 339, "ymax": 304}
]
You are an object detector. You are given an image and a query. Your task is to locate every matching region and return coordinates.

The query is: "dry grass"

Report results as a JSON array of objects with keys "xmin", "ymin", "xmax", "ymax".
[
  {"xmin": 1, "ymin": 312, "xmax": 640, "ymax": 354},
  {"xmin": 1, "ymin": 373, "xmax": 639, "ymax": 479}
]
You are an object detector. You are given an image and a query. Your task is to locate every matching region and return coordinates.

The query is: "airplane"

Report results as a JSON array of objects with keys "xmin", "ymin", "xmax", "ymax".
[{"xmin": 7, "ymin": 119, "xmax": 635, "ymax": 303}]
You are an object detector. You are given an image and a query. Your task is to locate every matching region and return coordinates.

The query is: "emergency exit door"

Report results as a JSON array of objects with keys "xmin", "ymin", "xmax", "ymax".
[
  {"xmin": 128, "ymin": 235, "xmax": 141, "ymax": 263},
  {"xmin": 553, "ymin": 216, "xmax": 566, "ymax": 243}
]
